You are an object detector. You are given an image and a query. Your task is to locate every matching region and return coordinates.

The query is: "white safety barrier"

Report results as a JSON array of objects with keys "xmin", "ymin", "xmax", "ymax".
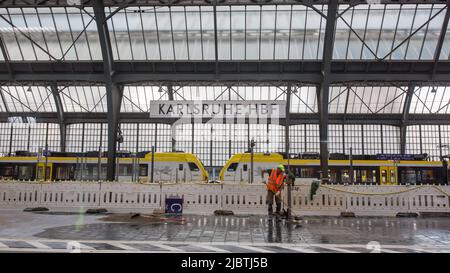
[{"xmin": 0, "ymin": 181, "xmax": 449, "ymax": 216}]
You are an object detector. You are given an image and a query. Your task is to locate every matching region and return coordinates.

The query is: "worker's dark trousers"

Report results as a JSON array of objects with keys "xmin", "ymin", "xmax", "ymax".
[{"xmin": 266, "ymin": 190, "xmax": 281, "ymax": 215}]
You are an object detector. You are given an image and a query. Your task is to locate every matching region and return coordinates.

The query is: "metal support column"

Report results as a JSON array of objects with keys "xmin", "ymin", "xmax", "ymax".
[
  {"xmin": 285, "ymin": 84, "xmax": 292, "ymax": 219},
  {"xmin": 400, "ymin": 83, "xmax": 415, "ymax": 154},
  {"xmin": 167, "ymin": 84, "xmax": 176, "ymax": 152},
  {"xmin": 93, "ymin": 0, "xmax": 124, "ymax": 181},
  {"xmin": 50, "ymin": 84, "xmax": 66, "ymax": 152},
  {"xmin": 318, "ymin": 0, "xmax": 338, "ymax": 183}
]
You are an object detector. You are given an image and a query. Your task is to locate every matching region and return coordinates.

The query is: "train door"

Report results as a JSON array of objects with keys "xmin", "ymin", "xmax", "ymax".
[
  {"xmin": 380, "ymin": 166, "xmax": 397, "ymax": 185},
  {"xmin": 240, "ymin": 163, "xmax": 249, "ymax": 183},
  {"xmin": 36, "ymin": 162, "xmax": 52, "ymax": 181},
  {"xmin": 176, "ymin": 163, "xmax": 186, "ymax": 183}
]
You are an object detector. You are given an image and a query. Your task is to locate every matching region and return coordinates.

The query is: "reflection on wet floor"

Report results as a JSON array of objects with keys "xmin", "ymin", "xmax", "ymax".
[{"xmin": 30, "ymin": 215, "xmax": 450, "ymax": 247}]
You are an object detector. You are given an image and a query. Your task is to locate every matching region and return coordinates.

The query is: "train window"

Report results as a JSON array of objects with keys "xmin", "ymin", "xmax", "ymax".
[
  {"xmin": 342, "ymin": 170, "xmax": 350, "ymax": 183},
  {"xmin": 118, "ymin": 165, "xmax": 132, "ymax": 176},
  {"xmin": 139, "ymin": 165, "xmax": 148, "ymax": 176},
  {"xmin": 179, "ymin": 164, "xmax": 183, "ymax": 171},
  {"xmin": 243, "ymin": 164, "xmax": 248, "ymax": 171},
  {"xmin": 227, "ymin": 163, "xmax": 238, "ymax": 172},
  {"xmin": 18, "ymin": 165, "xmax": 34, "ymax": 180},
  {"xmin": 1, "ymin": 167, "xmax": 13, "ymax": 177},
  {"xmin": 301, "ymin": 167, "xmax": 317, "ymax": 178},
  {"xmin": 188, "ymin": 162, "xmax": 199, "ymax": 171},
  {"xmin": 56, "ymin": 167, "xmax": 70, "ymax": 180}
]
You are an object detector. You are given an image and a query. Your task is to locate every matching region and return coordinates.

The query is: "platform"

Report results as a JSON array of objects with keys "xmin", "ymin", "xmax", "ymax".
[{"xmin": 0, "ymin": 209, "xmax": 449, "ymax": 253}]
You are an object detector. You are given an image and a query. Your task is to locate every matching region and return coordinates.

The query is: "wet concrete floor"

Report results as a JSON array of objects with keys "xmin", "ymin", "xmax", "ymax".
[{"xmin": 0, "ymin": 209, "xmax": 449, "ymax": 248}]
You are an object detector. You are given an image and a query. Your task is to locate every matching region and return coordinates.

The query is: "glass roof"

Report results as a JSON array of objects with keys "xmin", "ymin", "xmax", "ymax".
[
  {"xmin": 0, "ymin": 3, "xmax": 448, "ymax": 118},
  {"xmin": 0, "ymin": 4, "xmax": 448, "ymax": 61},
  {"xmin": 290, "ymin": 86, "xmax": 318, "ymax": 113},
  {"xmin": 334, "ymin": 4, "xmax": 447, "ymax": 60},
  {"xmin": 439, "ymin": 21, "xmax": 450, "ymax": 60},
  {"xmin": 0, "ymin": 84, "xmax": 445, "ymax": 116},
  {"xmin": 121, "ymin": 86, "xmax": 168, "ymax": 112},
  {"xmin": 0, "ymin": 86, "xmax": 56, "ymax": 112},
  {"xmin": 0, "ymin": 7, "xmax": 101, "ymax": 61},
  {"xmin": 59, "ymin": 86, "xmax": 107, "ymax": 112},
  {"xmin": 409, "ymin": 86, "xmax": 450, "ymax": 114},
  {"xmin": 329, "ymin": 86, "xmax": 407, "ymax": 114},
  {"xmin": 106, "ymin": 5, "xmax": 326, "ymax": 61}
]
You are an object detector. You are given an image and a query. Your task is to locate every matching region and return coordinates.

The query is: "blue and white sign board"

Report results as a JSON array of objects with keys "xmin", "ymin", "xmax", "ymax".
[{"xmin": 165, "ymin": 196, "xmax": 183, "ymax": 214}]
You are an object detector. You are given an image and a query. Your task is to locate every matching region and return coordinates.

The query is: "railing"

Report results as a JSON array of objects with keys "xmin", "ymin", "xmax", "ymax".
[{"xmin": 0, "ymin": 180, "xmax": 449, "ymax": 216}]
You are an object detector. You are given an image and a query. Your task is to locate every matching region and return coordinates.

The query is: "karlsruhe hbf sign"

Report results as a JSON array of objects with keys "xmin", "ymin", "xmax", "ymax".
[{"xmin": 149, "ymin": 101, "xmax": 286, "ymax": 118}]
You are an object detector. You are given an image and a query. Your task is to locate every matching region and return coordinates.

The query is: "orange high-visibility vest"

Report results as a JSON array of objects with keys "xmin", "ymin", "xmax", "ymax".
[{"xmin": 267, "ymin": 168, "xmax": 285, "ymax": 193}]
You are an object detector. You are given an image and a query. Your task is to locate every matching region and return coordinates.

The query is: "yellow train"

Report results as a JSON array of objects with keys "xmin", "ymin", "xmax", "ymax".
[
  {"xmin": 1, "ymin": 150, "xmax": 448, "ymax": 185},
  {"xmin": 0, "ymin": 151, "xmax": 208, "ymax": 183},
  {"xmin": 219, "ymin": 152, "xmax": 450, "ymax": 185}
]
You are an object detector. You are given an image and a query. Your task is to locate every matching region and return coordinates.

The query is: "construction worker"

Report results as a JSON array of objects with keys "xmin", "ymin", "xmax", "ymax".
[{"xmin": 261, "ymin": 164, "xmax": 295, "ymax": 219}]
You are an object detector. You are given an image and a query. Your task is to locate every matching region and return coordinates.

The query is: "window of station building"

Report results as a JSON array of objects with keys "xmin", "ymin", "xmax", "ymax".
[
  {"xmin": 118, "ymin": 123, "xmax": 138, "ymax": 153},
  {"xmin": 305, "ymin": 124, "xmax": 319, "ymax": 153},
  {"xmin": 289, "ymin": 125, "xmax": 306, "ymax": 154},
  {"xmin": 441, "ymin": 125, "xmax": 450, "ymax": 156},
  {"xmin": 156, "ymin": 124, "xmax": 172, "ymax": 152},
  {"xmin": 329, "ymin": 124, "xmax": 343, "ymax": 154},
  {"xmin": 45, "ymin": 124, "xmax": 61, "ymax": 152},
  {"xmin": 363, "ymin": 125, "xmax": 382, "ymax": 155},
  {"xmin": 193, "ymin": 123, "xmax": 211, "ymax": 165},
  {"xmin": 268, "ymin": 124, "xmax": 285, "ymax": 153},
  {"xmin": 406, "ymin": 125, "xmax": 422, "ymax": 155},
  {"xmin": 84, "ymin": 123, "xmax": 105, "ymax": 152},
  {"xmin": 231, "ymin": 124, "xmax": 248, "ymax": 156},
  {"xmin": 249, "ymin": 124, "xmax": 268, "ymax": 153},
  {"xmin": 211, "ymin": 124, "xmax": 230, "ymax": 167},
  {"xmin": 421, "ymin": 125, "xmax": 441, "ymax": 161},
  {"xmin": 0, "ymin": 123, "xmax": 61, "ymax": 155},
  {"xmin": 11, "ymin": 123, "xmax": 28, "ymax": 152},
  {"xmin": 344, "ymin": 124, "xmax": 362, "ymax": 155},
  {"xmin": 138, "ymin": 124, "xmax": 156, "ymax": 152},
  {"xmin": 66, "ymin": 124, "xmax": 84, "ymax": 152},
  {"xmin": 0, "ymin": 123, "xmax": 11, "ymax": 155},
  {"xmin": 174, "ymin": 123, "xmax": 193, "ymax": 154},
  {"xmin": 29, "ymin": 123, "xmax": 60, "ymax": 153},
  {"xmin": 382, "ymin": 125, "xmax": 401, "ymax": 154},
  {"xmin": 66, "ymin": 123, "xmax": 107, "ymax": 153}
]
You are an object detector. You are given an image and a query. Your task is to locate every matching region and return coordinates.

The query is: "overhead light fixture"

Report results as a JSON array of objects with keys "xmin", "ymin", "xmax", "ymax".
[
  {"xmin": 430, "ymin": 87, "xmax": 437, "ymax": 93},
  {"xmin": 158, "ymin": 86, "xmax": 163, "ymax": 93},
  {"xmin": 26, "ymin": 86, "xmax": 32, "ymax": 92}
]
